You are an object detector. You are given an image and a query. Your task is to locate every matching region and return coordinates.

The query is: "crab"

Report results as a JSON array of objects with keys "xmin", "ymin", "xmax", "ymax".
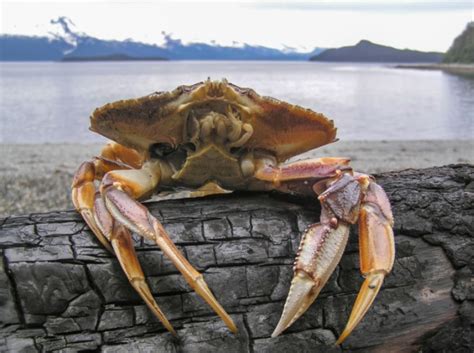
[{"xmin": 72, "ymin": 79, "xmax": 394, "ymax": 344}]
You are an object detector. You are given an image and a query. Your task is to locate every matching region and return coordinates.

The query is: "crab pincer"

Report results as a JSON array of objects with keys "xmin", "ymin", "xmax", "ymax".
[
  {"xmin": 272, "ymin": 222, "xmax": 350, "ymax": 337},
  {"xmin": 271, "ymin": 173, "xmax": 395, "ymax": 344}
]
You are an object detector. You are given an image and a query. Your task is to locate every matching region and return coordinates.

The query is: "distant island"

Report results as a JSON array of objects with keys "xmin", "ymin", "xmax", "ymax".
[
  {"xmin": 310, "ymin": 40, "xmax": 443, "ymax": 63},
  {"xmin": 61, "ymin": 54, "xmax": 168, "ymax": 62}
]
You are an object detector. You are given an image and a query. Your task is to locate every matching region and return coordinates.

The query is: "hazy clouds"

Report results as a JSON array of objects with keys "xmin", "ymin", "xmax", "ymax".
[{"xmin": 2, "ymin": 0, "xmax": 472, "ymax": 51}]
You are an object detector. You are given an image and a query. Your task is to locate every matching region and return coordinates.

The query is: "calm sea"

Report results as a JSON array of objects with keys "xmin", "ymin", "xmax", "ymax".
[{"xmin": 1, "ymin": 61, "xmax": 473, "ymax": 143}]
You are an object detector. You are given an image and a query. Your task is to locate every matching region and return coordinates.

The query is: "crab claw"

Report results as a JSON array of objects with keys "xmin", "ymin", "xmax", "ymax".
[
  {"xmin": 271, "ymin": 271, "xmax": 317, "ymax": 337},
  {"xmin": 272, "ymin": 223, "xmax": 350, "ymax": 337},
  {"xmin": 336, "ymin": 183, "xmax": 394, "ymax": 344},
  {"xmin": 336, "ymin": 271, "xmax": 385, "ymax": 344}
]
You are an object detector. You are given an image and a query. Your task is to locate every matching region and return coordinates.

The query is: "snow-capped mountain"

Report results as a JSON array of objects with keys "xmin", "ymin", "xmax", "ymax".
[
  {"xmin": 48, "ymin": 17, "xmax": 82, "ymax": 53},
  {"xmin": 0, "ymin": 17, "xmax": 324, "ymax": 61}
]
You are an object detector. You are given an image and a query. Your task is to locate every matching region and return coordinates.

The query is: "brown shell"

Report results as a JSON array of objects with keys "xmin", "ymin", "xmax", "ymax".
[{"xmin": 90, "ymin": 80, "xmax": 337, "ymax": 162}]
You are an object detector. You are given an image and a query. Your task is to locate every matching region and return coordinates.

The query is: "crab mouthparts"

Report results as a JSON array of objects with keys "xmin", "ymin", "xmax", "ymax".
[{"xmin": 184, "ymin": 106, "xmax": 254, "ymax": 150}]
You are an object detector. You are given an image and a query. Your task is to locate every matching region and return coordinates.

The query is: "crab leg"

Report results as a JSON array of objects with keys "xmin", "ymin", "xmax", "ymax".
[
  {"xmin": 72, "ymin": 148, "xmax": 177, "ymax": 334},
  {"xmin": 254, "ymin": 157, "xmax": 351, "ymax": 185},
  {"xmin": 94, "ymin": 196, "xmax": 176, "ymax": 335},
  {"xmin": 254, "ymin": 159, "xmax": 394, "ymax": 343},
  {"xmin": 336, "ymin": 177, "xmax": 394, "ymax": 344},
  {"xmin": 71, "ymin": 145, "xmax": 145, "ymax": 252},
  {"xmin": 100, "ymin": 164, "xmax": 238, "ymax": 334},
  {"xmin": 111, "ymin": 224, "xmax": 177, "ymax": 335},
  {"xmin": 100, "ymin": 141, "xmax": 145, "ymax": 169},
  {"xmin": 72, "ymin": 161, "xmax": 113, "ymax": 252}
]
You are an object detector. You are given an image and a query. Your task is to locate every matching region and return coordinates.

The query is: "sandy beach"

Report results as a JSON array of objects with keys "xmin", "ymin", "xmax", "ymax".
[{"xmin": 1, "ymin": 140, "xmax": 473, "ymax": 217}]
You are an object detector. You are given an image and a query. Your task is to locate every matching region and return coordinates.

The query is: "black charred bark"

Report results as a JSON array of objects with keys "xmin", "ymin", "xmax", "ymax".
[{"xmin": 0, "ymin": 165, "xmax": 473, "ymax": 353}]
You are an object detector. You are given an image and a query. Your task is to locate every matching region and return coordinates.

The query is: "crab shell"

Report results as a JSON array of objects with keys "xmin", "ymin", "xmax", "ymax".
[{"xmin": 90, "ymin": 80, "xmax": 337, "ymax": 162}]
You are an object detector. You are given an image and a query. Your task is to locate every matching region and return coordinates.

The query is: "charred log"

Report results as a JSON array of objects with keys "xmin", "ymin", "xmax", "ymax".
[{"xmin": 0, "ymin": 165, "xmax": 473, "ymax": 352}]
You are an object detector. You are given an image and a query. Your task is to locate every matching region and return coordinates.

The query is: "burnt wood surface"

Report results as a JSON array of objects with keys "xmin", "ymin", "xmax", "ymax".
[{"xmin": 0, "ymin": 165, "xmax": 473, "ymax": 353}]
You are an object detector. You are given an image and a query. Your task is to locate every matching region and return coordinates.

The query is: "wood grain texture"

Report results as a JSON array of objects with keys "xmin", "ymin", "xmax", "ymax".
[{"xmin": 0, "ymin": 165, "xmax": 473, "ymax": 352}]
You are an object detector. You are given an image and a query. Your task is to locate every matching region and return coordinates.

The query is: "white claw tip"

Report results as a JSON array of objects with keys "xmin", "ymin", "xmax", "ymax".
[
  {"xmin": 270, "ymin": 272, "xmax": 317, "ymax": 339},
  {"xmin": 271, "ymin": 326, "xmax": 283, "ymax": 338}
]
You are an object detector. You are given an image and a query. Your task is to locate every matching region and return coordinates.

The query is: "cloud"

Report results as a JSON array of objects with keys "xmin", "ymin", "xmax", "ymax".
[{"xmin": 1, "ymin": 1, "xmax": 472, "ymax": 52}]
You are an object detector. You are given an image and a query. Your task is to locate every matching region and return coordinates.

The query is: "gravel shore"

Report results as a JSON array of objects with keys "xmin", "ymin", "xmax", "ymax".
[{"xmin": 1, "ymin": 140, "xmax": 472, "ymax": 217}]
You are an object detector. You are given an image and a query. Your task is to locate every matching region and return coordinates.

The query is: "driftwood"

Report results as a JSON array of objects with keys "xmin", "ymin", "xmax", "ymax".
[{"xmin": 0, "ymin": 165, "xmax": 473, "ymax": 353}]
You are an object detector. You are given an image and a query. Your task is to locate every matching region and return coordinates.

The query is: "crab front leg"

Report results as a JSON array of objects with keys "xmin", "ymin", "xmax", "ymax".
[
  {"xmin": 71, "ymin": 145, "xmax": 140, "ymax": 253},
  {"xmin": 71, "ymin": 142, "xmax": 144, "ymax": 252},
  {"xmin": 254, "ymin": 158, "xmax": 394, "ymax": 343},
  {"xmin": 99, "ymin": 162, "xmax": 238, "ymax": 334},
  {"xmin": 72, "ymin": 154, "xmax": 176, "ymax": 334}
]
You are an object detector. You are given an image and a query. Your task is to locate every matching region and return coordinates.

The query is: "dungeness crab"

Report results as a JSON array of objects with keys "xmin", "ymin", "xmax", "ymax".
[{"xmin": 72, "ymin": 79, "xmax": 394, "ymax": 344}]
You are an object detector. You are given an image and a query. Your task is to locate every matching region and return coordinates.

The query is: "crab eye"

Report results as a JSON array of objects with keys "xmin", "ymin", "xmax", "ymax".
[{"xmin": 151, "ymin": 143, "xmax": 175, "ymax": 157}]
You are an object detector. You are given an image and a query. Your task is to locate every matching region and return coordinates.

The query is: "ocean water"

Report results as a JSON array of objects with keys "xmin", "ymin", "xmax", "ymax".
[{"xmin": 0, "ymin": 61, "xmax": 473, "ymax": 143}]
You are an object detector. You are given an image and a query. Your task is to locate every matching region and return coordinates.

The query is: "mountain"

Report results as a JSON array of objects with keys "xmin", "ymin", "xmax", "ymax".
[
  {"xmin": 0, "ymin": 35, "xmax": 73, "ymax": 61},
  {"xmin": 443, "ymin": 22, "xmax": 474, "ymax": 64},
  {"xmin": 0, "ymin": 17, "xmax": 323, "ymax": 61},
  {"xmin": 156, "ymin": 33, "xmax": 323, "ymax": 60},
  {"xmin": 310, "ymin": 40, "xmax": 443, "ymax": 63},
  {"xmin": 0, "ymin": 18, "xmax": 76, "ymax": 61},
  {"xmin": 63, "ymin": 36, "xmax": 170, "ymax": 60}
]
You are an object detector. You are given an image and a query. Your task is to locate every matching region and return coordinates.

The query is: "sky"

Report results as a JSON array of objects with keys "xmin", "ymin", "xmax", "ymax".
[{"xmin": 1, "ymin": 0, "xmax": 473, "ymax": 52}]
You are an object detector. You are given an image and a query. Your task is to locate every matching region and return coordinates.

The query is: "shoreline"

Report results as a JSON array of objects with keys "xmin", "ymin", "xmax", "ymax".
[
  {"xmin": 1, "ymin": 140, "xmax": 473, "ymax": 217},
  {"xmin": 394, "ymin": 63, "xmax": 474, "ymax": 75}
]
